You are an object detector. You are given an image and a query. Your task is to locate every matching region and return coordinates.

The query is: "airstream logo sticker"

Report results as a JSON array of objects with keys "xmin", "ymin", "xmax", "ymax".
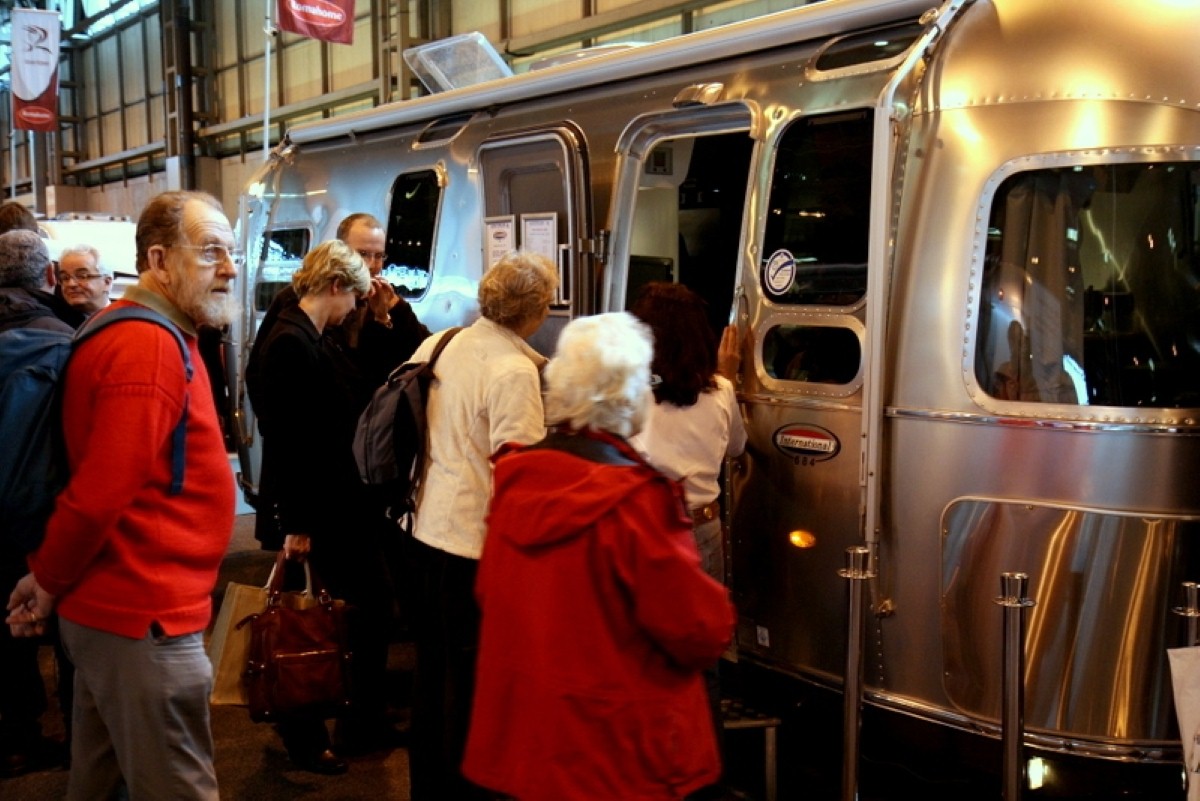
[
  {"xmin": 774, "ymin": 424, "xmax": 840, "ymax": 464},
  {"xmin": 763, "ymin": 249, "xmax": 795, "ymax": 296}
]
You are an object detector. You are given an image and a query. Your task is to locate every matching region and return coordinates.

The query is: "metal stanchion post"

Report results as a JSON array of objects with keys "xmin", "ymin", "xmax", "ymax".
[
  {"xmin": 1172, "ymin": 581, "xmax": 1200, "ymax": 647},
  {"xmin": 994, "ymin": 572, "xmax": 1036, "ymax": 801},
  {"xmin": 839, "ymin": 546, "xmax": 875, "ymax": 801}
]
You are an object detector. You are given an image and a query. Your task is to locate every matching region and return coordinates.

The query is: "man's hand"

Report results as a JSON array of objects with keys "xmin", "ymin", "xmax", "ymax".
[
  {"xmin": 366, "ymin": 277, "xmax": 399, "ymax": 324},
  {"xmin": 6, "ymin": 573, "xmax": 55, "ymax": 638}
]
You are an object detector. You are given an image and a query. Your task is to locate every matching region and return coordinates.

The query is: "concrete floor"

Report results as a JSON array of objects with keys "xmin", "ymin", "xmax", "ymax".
[{"xmin": 3, "ymin": 514, "xmax": 417, "ymax": 801}]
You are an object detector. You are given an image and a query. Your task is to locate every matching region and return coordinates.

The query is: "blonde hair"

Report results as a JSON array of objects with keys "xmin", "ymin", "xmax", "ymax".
[
  {"xmin": 478, "ymin": 251, "xmax": 558, "ymax": 329},
  {"xmin": 544, "ymin": 313, "xmax": 654, "ymax": 438},
  {"xmin": 292, "ymin": 240, "xmax": 370, "ymax": 298}
]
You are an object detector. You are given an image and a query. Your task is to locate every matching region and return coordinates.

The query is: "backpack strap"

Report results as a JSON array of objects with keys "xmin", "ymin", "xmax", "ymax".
[
  {"xmin": 426, "ymin": 326, "xmax": 462, "ymax": 372},
  {"xmin": 74, "ymin": 306, "xmax": 193, "ymax": 495},
  {"xmin": 392, "ymin": 326, "xmax": 462, "ymax": 532}
]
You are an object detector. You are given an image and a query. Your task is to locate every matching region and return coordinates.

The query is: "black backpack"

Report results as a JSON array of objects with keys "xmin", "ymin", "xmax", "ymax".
[
  {"xmin": 0, "ymin": 305, "xmax": 192, "ymax": 553},
  {"xmin": 353, "ymin": 327, "xmax": 461, "ymax": 528}
]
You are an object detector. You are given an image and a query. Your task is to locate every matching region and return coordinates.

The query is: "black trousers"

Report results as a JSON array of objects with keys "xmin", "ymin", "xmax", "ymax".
[
  {"xmin": 274, "ymin": 527, "xmax": 396, "ymax": 758},
  {"xmin": 407, "ymin": 539, "xmax": 494, "ymax": 801}
]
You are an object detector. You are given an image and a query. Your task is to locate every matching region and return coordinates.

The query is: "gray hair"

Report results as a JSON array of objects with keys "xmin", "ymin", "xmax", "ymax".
[
  {"xmin": 0, "ymin": 230, "xmax": 50, "ymax": 291},
  {"xmin": 544, "ymin": 312, "xmax": 654, "ymax": 438},
  {"xmin": 59, "ymin": 243, "xmax": 110, "ymax": 277},
  {"xmin": 478, "ymin": 251, "xmax": 558, "ymax": 329}
]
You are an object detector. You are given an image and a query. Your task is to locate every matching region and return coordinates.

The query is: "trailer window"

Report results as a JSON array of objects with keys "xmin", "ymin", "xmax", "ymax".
[
  {"xmin": 761, "ymin": 110, "xmax": 873, "ymax": 306},
  {"xmin": 763, "ymin": 324, "xmax": 861, "ymax": 385},
  {"xmin": 975, "ymin": 163, "xmax": 1200, "ymax": 408},
  {"xmin": 813, "ymin": 21, "xmax": 924, "ymax": 72},
  {"xmin": 254, "ymin": 228, "xmax": 309, "ymax": 312},
  {"xmin": 384, "ymin": 170, "xmax": 440, "ymax": 298}
]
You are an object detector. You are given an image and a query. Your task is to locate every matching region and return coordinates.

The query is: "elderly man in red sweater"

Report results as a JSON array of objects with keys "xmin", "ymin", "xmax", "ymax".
[{"xmin": 5, "ymin": 190, "xmax": 238, "ymax": 801}]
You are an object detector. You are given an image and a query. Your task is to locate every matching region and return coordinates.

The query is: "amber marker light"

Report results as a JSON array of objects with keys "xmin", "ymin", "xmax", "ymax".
[{"xmin": 789, "ymin": 529, "xmax": 816, "ymax": 548}]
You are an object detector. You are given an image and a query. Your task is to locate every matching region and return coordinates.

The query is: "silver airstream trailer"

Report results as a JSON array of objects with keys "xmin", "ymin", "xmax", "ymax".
[{"xmin": 233, "ymin": 0, "xmax": 1200, "ymax": 794}]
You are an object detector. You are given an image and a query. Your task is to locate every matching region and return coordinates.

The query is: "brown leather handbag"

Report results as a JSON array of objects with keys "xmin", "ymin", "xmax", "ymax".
[{"xmin": 240, "ymin": 552, "xmax": 354, "ymax": 723}]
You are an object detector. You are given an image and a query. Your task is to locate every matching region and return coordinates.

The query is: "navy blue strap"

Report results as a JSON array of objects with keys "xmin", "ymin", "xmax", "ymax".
[{"xmin": 74, "ymin": 306, "xmax": 193, "ymax": 496}]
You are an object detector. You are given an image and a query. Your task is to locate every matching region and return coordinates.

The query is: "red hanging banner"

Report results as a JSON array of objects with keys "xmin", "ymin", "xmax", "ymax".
[
  {"xmin": 11, "ymin": 9, "xmax": 61, "ymax": 133},
  {"xmin": 277, "ymin": 0, "xmax": 355, "ymax": 45}
]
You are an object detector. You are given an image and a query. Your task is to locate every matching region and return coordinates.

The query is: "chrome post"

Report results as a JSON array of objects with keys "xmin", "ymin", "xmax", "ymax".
[
  {"xmin": 994, "ymin": 572, "xmax": 1036, "ymax": 801},
  {"xmin": 839, "ymin": 546, "xmax": 875, "ymax": 801},
  {"xmin": 1172, "ymin": 581, "xmax": 1200, "ymax": 647}
]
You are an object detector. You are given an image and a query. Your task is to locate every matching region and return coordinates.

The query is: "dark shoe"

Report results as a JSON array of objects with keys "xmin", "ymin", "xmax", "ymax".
[{"xmin": 289, "ymin": 748, "xmax": 348, "ymax": 775}]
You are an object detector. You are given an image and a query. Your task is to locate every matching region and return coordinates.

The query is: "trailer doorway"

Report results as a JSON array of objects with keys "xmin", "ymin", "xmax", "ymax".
[
  {"xmin": 609, "ymin": 106, "xmax": 756, "ymax": 337},
  {"xmin": 479, "ymin": 126, "xmax": 590, "ymax": 356}
]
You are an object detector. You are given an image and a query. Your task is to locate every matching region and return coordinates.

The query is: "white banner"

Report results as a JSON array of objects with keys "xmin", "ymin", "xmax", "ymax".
[{"xmin": 11, "ymin": 8, "xmax": 61, "ymax": 132}]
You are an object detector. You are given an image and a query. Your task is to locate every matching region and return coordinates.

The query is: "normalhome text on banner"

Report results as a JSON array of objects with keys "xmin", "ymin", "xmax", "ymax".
[{"xmin": 277, "ymin": 0, "xmax": 355, "ymax": 45}]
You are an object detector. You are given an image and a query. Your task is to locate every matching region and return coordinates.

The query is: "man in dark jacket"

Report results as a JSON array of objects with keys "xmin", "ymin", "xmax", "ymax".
[{"xmin": 0, "ymin": 230, "xmax": 72, "ymax": 776}]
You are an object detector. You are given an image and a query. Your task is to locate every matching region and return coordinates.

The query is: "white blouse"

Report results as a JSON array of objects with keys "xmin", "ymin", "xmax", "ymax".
[
  {"xmin": 630, "ymin": 375, "xmax": 747, "ymax": 509},
  {"xmin": 411, "ymin": 318, "xmax": 547, "ymax": 559}
]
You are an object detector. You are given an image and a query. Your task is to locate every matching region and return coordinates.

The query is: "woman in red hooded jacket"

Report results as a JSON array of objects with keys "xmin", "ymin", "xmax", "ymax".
[{"xmin": 463, "ymin": 312, "xmax": 735, "ymax": 801}]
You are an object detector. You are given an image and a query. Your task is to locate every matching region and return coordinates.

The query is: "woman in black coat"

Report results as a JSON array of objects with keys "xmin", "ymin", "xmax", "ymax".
[{"xmin": 253, "ymin": 240, "xmax": 391, "ymax": 774}]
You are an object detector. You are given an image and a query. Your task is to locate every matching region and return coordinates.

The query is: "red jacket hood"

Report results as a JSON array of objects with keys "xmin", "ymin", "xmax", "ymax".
[{"xmin": 488, "ymin": 430, "xmax": 689, "ymax": 549}]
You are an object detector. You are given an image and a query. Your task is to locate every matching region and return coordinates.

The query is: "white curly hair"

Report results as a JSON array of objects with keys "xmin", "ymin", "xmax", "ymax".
[{"xmin": 544, "ymin": 312, "xmax": 654, "ymax": 438}]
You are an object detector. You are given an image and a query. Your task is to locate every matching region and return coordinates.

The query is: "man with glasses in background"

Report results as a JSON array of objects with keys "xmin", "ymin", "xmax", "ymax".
[
  {"xmin": 56, "ymin": 244, "xmax": 112, "ymax": 317},
  {"xmin": 6, "ymin": 191, "xmax": 239, "ymax": 801},
  {"xmin": 336, "ymin": 212, "xmax": 430, "ymax": 391}
]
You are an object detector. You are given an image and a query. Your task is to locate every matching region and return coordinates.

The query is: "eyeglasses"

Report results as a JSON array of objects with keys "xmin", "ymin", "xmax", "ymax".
[
  {"xmin": 356, "ymin": 250, "xmax": 386, "ymax": 263},
  {"xmin": 172, "ymin": 243, "xmax": 243, "ymax": 266},
  {"xmin": 57, "ymin": 271, "xmax": 106, "ymax": 284}
]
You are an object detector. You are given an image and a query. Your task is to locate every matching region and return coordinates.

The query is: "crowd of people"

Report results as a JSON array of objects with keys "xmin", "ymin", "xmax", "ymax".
[{"xmin": 1, "ymin": 189, "xmax": 749, "ymax": 800}]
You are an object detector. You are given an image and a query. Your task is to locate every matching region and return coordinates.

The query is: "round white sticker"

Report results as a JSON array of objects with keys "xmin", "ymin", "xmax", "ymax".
[{"xmin": 764, "ymin": 249, "xmax": 795, "ymax": 296}]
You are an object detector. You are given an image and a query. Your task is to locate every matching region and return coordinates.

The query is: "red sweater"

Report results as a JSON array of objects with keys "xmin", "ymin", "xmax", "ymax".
[{"xmin": 29, "ymin": 293, "xmax": 234, "ymax": 639}]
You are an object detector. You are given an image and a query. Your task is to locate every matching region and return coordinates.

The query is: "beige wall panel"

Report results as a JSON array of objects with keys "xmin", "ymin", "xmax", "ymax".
[
  {"xmin": 120, "ymin": 26, "xmax": 146, "ymax": 103},
  {"xmin": 81, "ymin": 68, "xmax": 98, "ymax": 118},
  {"xmin": 596, "ymin": 18, "xmax": 681, "ymax": 44},
  {"xmin": 243, "ymin": 59, "xmax": 267, "ymax": 117},
  {"xmin": 97, "ymin": 38, "xmax": 121, "ymax": 113},
  {"xmin": 149, "ymin": 95, "xmax": 165, "ymax": 144},
  {"xmin": 280, "ymin": 39, "xmax": 324, "ymax": 105},
  {"xmin": 84, "ymin": 119, "xmax": 100, "ymax": 161},
  {"xmin": 242, "ymin": 6, "xmax": 269, "ymax": 61},
  {"xmin": 509, "ymin": 0, "xmax": 582, "ymax": 39},
  {"xmin": 330, "ymin": 21, "xmax": 373, "ymax": 89},
  {"xmin": 100, "ymin": 111, "xmax": 124, "ymax": 152},
  {"xmin": 695, "ymin": 0, "xmax": 804, "ymax": 30},
  {"xmin": 596, "ymin": 0, "xmax": 646, "ymax": 12},
  {"xmin": 218, "ymin": 70, "xmax": 243, "ymax": 122},
  {"xmin": 452, "ymin": 0, "xmax": 502, "ymax": 41},
  {"xmin": 145, "ymin": 13, "xmax": 163, "ymax": 80},
  {"xmin": 85, "ymin": 175, "xmax": 168, "ymax": 220},
  {"xmin": 121, "ymin": 104, "xmax": 150, "ymax": 149}
]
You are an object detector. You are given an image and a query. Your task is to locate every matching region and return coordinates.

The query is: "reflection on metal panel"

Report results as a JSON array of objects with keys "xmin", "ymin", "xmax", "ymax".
[{"xmin": 942, "ymin": 499, "xmax": 1196, "ymax": 746}]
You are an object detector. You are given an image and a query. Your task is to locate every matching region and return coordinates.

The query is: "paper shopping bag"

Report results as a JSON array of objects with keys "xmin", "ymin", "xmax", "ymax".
[
  {"xmin": 1169, "ymin": 645, "xmax": 1200, "ymax": 801},
  {"xmin": 208, "ymin": 558, "xmax": 319, "ymax": 706}
]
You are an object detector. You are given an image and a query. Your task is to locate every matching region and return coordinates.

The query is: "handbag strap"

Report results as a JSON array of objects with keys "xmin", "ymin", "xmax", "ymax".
[{"xmin": 265, "ymin": 551, "xmax": 333, "ymax": 606}]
